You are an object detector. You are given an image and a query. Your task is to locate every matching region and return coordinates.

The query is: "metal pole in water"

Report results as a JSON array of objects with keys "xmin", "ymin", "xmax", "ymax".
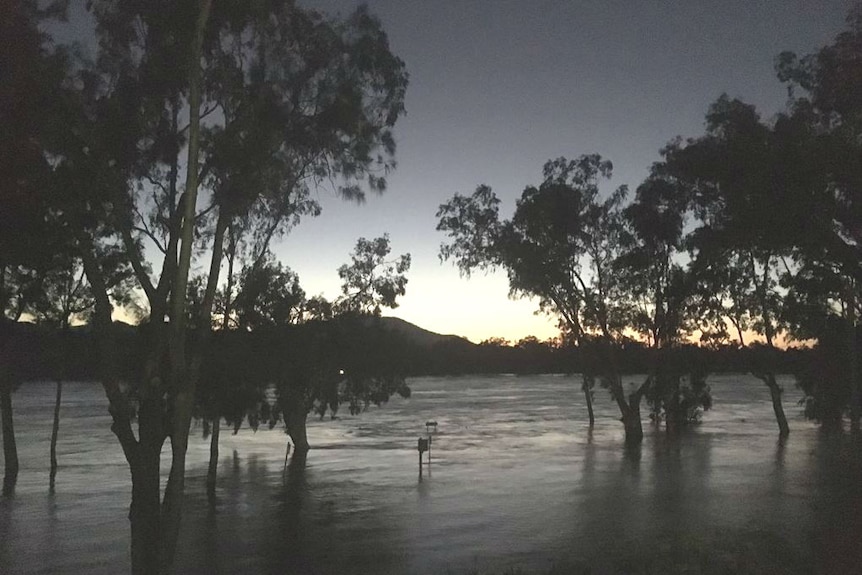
[{"xmin": 418, "ymin": 437, "xmax": 429, "ymax": 479}]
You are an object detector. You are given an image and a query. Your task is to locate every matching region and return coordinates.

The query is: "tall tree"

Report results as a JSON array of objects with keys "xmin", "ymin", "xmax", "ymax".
[
  {"xmin": 27, "ymin": 1, "xmax": 408, "ymax": 571},
  {"xmin": 437, "ymin": 155, "xmax": 650, "ymax": 444},
  {"xmin": 664, "ymin": 96, "xmax": 807, "ymax": 436},
  {"xmin": 776, "ymin": 4, "xmax": 862, "ymax": 430},
  {"xmin": 616, "ymin": 171, "xmax": 711, "ymax": 431},
  {"xmin": 0, "ymin": 0, "xmax": 71, "ymax": 496}
]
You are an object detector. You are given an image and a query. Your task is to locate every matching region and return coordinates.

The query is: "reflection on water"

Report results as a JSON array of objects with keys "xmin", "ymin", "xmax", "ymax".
[{"xmin": 1, "ymin": 375, "xmax": 861, "ymax": 574}]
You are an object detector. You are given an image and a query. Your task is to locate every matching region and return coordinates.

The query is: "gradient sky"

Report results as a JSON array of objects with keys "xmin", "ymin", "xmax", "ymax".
[
  {"xmin": 269, "ymin": 0, "xmax": 854, "ymax": 343},
  {"xmin": 57, "ymin": 1, "xmax": 857, "ymax": 342}
]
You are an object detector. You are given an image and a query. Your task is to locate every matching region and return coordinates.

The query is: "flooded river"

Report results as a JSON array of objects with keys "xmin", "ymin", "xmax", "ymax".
[{"xmin": 1, "ymin": 374, "xmax": 861, "ymax": 574}]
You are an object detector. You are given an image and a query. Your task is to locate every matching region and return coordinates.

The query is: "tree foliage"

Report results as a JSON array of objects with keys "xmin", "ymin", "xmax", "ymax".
[
  {"xmin": 336, "ymin": 234, "xmax": 411, "ymax": 316},
  {"xmin": 8, "ymin": 1, "xmax": 408, "ymax": 571}
]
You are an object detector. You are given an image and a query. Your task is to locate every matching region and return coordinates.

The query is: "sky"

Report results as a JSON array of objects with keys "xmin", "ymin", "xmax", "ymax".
[
  {"xmin": 266, "ymin": 0, "xmax": 854, "ymax": 343},
  {"xmin": 55, "ymin": 1, "xmax": 857, "ymax": 342}
]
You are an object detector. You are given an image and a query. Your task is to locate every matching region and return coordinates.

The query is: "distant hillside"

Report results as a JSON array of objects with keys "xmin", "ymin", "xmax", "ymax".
[{"xmin": 378, "ymin": 316, "xmax": 476, "ymax": 349}]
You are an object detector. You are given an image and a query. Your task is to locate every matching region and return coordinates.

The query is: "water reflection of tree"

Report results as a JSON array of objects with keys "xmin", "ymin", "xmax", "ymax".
[
  {"xmin": 809, "ymin": 434, "xmax": 862, "ymax": 573},
  {"xmin": 264, "ymin": 452, "xmax": 410, "ymax": 574}
]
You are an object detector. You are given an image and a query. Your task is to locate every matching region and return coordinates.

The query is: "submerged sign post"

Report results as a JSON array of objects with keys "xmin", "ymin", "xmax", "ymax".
[
  {"xmin": 417, "ymin": 421, "xmax": 437, "ymax": 479},
  {"xmin": 417, "ymin": 436, "xmax": 430, "ymax": 478}
]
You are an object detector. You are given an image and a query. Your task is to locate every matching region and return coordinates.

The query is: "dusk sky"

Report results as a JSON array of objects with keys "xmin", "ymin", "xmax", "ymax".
[
  {"xmin": 265, "ymin": 0, "xmax": 853, "ymax": 343},
  {"xmin": 58, "ymin": 1, "xmax": 856, "ymax": 342}
]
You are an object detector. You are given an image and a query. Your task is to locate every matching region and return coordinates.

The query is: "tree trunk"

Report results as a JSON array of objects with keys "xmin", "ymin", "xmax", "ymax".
[
  {"xmin": 610, "ymin": 378, "xmax": 645, "ymax": 446},
  {"xmin": 159, "ymin": 1, "xmax": 213, "ymax": 570},
  {"xmin": 1, "ymin": 379, "xmax": 18, "ymax": 495},
  {"xmin": 582, "ymin": 374, "xmax": 595, "ymax": 428},
  {"xmin": 129, "ymin": 448, "xmax": 162, "ymax": 575},
  {"xmin": 49, "ymin": 379, "xmax": 62, "ymax": 493},
  {"xmin": 622, "ymin": 404, "xmax": 644, "ymax": 446},
  {"xmin": 625, "ymin": 381, "xmax": 648, "ymax": 445},
  {"xmin": 286, "ymin": 405, "xmax": 310, "ymax": 453},
  {"xmin": 159, "ymin": 392, "xmax": 193, "ymax": 571},
  {"xmin": 206, "ymin": 416, "xmax": 220, "ymax": 504},
  {"xmin": 761, "ymin": 373, "xmax": 790, "ymax": 437},
  {"xmin": 848, "ymin": 285, "xmax": 859, "ymax": 433},
  {"xmin": 665, "ymin": 377, "xmax": 682, "ymax": 435}
]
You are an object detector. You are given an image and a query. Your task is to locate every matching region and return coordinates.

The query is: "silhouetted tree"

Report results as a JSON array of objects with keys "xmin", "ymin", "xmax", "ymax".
[
  {"xmin": 21, "ymin": 1, "xmax": 407, "ymax": 571},
  {"xmin": 234, "ymin": 254, "xmax": 305, "ymax": 330},
  {"xmin": 776, "ymin": 5, "xmax": 862, "ymax": 430},
  {"xmin": 335, "ymin": 234, "xmax": 411, "ymax": 316},
  {"xmin": 665, "ymin": 97, "xmax": 799, "ymax": 436},
  {"xmin": 30, "ymin": 252, "xmax": 94, "ymax": 493},
  {"xmin": 0, "ymin": 0, "xmax": 75, "ymax": 495},
  {"xmin": 616, "ymin": 171, "xmax": 711, "ymax": 431},
  {"xmin": 196, "ymin": 249, "xmax": 303, "ymax": 503},
  {"xmin": 437, "ymin": 155, "xmax": 650, "ymax": 443},
  {"xmin": 277, "ymin": 235, "xmax": 411, "ymax": 452}
]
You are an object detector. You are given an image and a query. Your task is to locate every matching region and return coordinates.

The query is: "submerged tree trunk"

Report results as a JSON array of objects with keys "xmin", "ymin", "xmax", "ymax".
[
  {"xmin": 610, "ymin": 378, "xmax": 646, "ymax": 446},
  {"xmin": 582, "ymin": 374, "xmax": 595, "ymax": 428},
  {"xmin": 758, "ymin": 372, "xmax": 790, "ymax": 437},
  {"xmin": 206, "ymin": 416, "xmax": 220, "ymax": 504},
  {"xmin": 159, "ymin": 2, "xmax": 214, "ymax": 569},
  {"xmin": 205, "ymin": 228, "xmax": 237, "ymax": 507},
  {"xmin": 159, "ymin": 393, "xmax": 193, "ymax": 571},
  {"xmin": 129, "ymin": 448, "xmax": 163, "ymax": 575},
  {"xmin": 49, "ymin": 379, "xmax": 62, "ymax": 492},
  {"xmin": 848, "ymin": 285, "xmax": 859, "ymax": 433},
  {"xmin": 621, "ymin": 402, "xmax": 644, "ymax": 445},
  {"xmin": 1, "ymin": 379, "xmax": 18, "ymax": 495},
  {"xmin": 286, "ymin": 406, "xmax": 310, "ymax": 453},
  {"xmin": 664, "ymin": 376, "xmax": 683, "ymax": 435}
]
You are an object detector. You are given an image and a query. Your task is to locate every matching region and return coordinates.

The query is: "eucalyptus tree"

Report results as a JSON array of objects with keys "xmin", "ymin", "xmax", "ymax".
[
  {"xmin": 197, "ymin": 250, "xmax": 304, "ymax": 503},
  {"xmin": 273, "ymin": 235, "xmax": 412, "ymax": 452},
  {"xmin": 664, "ymin": 96, "xmax": 806, "ymax": 436},
  {"xmin": 616, "ymin": 172, "xmax": 711, "ymax": 430},
  {"xmin": 336, "ymin": 234, "xmax": 411, "ymax": 316},
  {"xmin": 776, "ymin": 5, "xmax": 862, "ymax": 429},
  {"xmin": 30, "ymin": 252, "xmax": 93, "ymax": 493},
  {"xmin": 0, "ymin": 0, "xmax": 65, "ymax": 496},
  {"xmin": 234, "ymin": 254, "xmax": 306, "ymax": 330},
  {"xmin": 31, "ymin": 1, "xmax": 408, "ymax": 571},
  {"xmin": 437, "ymin": 155, "xmax": 652, "ymax": 444}
]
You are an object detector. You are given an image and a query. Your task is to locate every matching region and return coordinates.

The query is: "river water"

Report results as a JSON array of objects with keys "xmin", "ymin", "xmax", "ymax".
[{"xmin": 1, "ymin": 374, "xmax": 861, "ymax": 574}]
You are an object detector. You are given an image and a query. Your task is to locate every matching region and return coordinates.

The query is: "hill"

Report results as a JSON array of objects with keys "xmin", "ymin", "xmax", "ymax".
[{"xmin": 378, "ymin": 316, "xmax": 476, "ymax": 349}]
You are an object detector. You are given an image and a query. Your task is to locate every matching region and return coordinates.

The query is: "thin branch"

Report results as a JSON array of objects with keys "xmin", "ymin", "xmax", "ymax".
[
  {"xmin": 177, "ymin": 101, "xmax": 221, "ymax": 134},
  {"xmin": 195, "ymin": 201, "xmax": 218, "ymax": 222}
]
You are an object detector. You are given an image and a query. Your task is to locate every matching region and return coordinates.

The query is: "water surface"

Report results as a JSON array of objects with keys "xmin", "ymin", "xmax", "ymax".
[{"xmin": 1, "ymin": 374, "xmax": 860, "ymax": 574}]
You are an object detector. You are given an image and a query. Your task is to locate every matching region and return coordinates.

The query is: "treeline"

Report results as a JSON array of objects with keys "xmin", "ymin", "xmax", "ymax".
[
  {"xmin": 3, "ymin": 318, "xmax": 818, "ymax": 382},
  {"xmin": 413, "ymin": 338, "xmax": 811, "ymax": 377}
]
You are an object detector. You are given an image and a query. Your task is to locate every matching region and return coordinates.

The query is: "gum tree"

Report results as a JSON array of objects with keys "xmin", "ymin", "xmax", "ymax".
[
  {"xmin": 776, "ymin": 5, "xmax": 862, "ymax": 429},
  {"xmin": 664, "ymin": 96, "xmax": 810, "ymax": 437},
  {"xmin": 437, "ymin": 155, "xmax": 650, "ymax": 444},
  {"xmin": 616, "ymin": 170, "xmax": 711, "ymax": 431},
  {"xmin": 277, "ymin": 235, "xmax": 412, "ymax": 453},
  {"xmin": 31, "ymin": 1, "xmax": 408, "ymax": 571}
]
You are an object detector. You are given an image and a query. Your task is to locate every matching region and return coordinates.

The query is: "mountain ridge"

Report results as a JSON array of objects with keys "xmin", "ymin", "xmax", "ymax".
[{"xmin": 378, "ymin": 316, "xmax": 476, "ymax": 348}]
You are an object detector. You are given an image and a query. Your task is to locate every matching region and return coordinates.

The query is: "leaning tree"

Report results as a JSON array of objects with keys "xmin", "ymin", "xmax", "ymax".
[{"xmin": 437, "ymin": 155, "xmax": 652, "ymax": 444}]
